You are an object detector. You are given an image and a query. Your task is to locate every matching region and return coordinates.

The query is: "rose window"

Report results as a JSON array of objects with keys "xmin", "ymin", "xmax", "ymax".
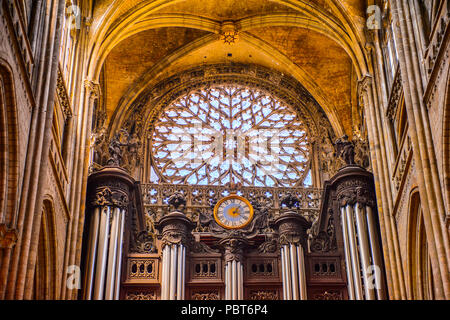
[{"xmin": 150, "ymin": 85, "xmax": 311, "ymax": 187}]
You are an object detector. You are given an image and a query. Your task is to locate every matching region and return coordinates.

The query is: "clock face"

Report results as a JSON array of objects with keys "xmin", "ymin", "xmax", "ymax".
[{"xmin": 213, "ymin": 195, "xmax": 254, "ymax": 230}]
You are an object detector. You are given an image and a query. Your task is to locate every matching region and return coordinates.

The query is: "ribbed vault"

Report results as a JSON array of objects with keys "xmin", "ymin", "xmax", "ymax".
[{"xmin": 85, "ymin": 0, "xmax": 372, "ymax": 156}]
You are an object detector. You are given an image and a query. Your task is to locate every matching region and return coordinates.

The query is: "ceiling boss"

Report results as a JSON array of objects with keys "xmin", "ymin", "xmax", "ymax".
[{"xmin": 213, "ymin": 194, "xmax": 254, "ymax": 230}]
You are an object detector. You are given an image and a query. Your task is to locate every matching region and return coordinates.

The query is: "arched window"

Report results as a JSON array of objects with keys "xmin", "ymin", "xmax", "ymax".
[
  {"xmin": 59, "ymin": 1, "xmax": 80, "ymax": 85},
  {"xmin": 381, "ymin": 1, "xmax": 399, "ymax": 89},
  {"xmin": 149, "ymin": 85, "xmax": 311, "ymax": 187},
  {"xmin": 408, "ymin": 192, "xmax": 435, "ymax": 299}
]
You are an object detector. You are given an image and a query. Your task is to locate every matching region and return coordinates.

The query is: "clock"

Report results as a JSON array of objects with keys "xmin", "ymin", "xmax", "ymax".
[{"xmin": 213, "ymin": 195, "xmax": 254, "ymax": 230}]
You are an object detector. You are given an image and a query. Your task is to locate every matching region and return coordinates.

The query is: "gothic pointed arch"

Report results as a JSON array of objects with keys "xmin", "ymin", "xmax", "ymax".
[
  {"xmin": 33, "ymin": 198, "xmax": 58, "ymax": 300},
  {"xmin": 0, "ymin": 61, "xmax": 19, "ymax": 235},
  {"xmin": 406, "ymin": 190, "xmax": 436, "ymax": 299}
]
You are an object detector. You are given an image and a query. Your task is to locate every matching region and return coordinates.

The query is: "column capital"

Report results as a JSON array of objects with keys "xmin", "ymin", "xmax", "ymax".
[
  {"xmin": 155, "ymin": 212, "xmax": 195, "ymax": 248},
  {"xmin": 84, "ymin": 79, "xmax": 100, "ymax": 100},
  {"xmin": 87, "ymin": 166, "xmax": 135, "ymax": 210},
  {"xmin": 219, "ymin": 236, "xmax": 248, "ymax": 263},
  {"xmin": 273, "ymin": 213, "xmax": 310, "ymax": 247},
  {"xmin": 357, "ymin": 74, "xmax": 373, "ymax": 103},
  {"xmin": 332, "ymin": 165, "xmax": 376, "ymax": 208}
]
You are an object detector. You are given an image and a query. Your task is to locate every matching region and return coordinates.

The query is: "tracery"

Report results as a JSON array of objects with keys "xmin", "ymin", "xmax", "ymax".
[{"xmin": 150, "ymin": 85, "xmax": 311, "ymax": 187}]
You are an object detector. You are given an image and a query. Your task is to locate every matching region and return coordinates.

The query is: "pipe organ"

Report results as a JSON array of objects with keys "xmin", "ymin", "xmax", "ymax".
[
  {"xmin": 81, "ymin": 164, "xmax": 387, "ymax": 300},
  {"xmin": 82, "ymin": 167, "xmax": 139, "ymax": 300}
]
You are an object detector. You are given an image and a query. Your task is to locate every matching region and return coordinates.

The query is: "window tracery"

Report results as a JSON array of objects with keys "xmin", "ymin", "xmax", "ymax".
[{"xmin": 150, "ymin": 85, "xmax": 311, "ymax": 187}]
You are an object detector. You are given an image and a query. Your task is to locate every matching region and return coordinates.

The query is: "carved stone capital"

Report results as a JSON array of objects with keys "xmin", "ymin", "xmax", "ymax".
[
  {"xmin": 219, "ymin": 237, "xmax": 248, "ymax": 263},
  {"xmin": 87, "ymin": 166, "xmax": 135, "ymax": 210},
  {"xmin": 357, "ymin": 74, "xmax": 373, "ymax": 98},
  {"xmin": 333, "ymin": 166, "xmax": 376, "ymax": 208},
  {"xmin": 155, "ymin": 212, "xmax": 195, "ymax": 248},
  {"xmin": 84, "ymin": 79, "xmax": 100, "ymax": 101},
  {"xmin": 273, "ymin": 213, "xmax": 310, "ymax": 247}
]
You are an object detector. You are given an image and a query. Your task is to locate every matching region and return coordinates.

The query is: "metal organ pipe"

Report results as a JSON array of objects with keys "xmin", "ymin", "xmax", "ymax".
[
  {"xmin": 340, "ymin": 201, "xmax": 387, "ymax": 300},
  {"xmin": 280, "ymin": 243, "xmax": 307, "ymax": 300},
  {"xmin": 355, "ymin": 204, "xmax": 376, "ymax": 300},
  {"xmin": 341, "ymin": 206, "xmax": 356, "ymax": 300},
  {"xmin": 345, "ymin": 204, "xmax": 364, "ymax": 300},
  {"xmin": 84, "ymin": 205, "xmax": 126, "ymax": 300}
]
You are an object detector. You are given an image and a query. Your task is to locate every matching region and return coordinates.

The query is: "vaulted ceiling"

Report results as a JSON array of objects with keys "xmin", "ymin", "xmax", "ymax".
[{"xmin": 87, "ymin": 0, "xmax": 371, "ymax": 138}]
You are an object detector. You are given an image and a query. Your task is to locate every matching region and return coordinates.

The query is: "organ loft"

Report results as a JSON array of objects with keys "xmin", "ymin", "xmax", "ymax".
[{"xmin": 0, "ymin": 0, "xmax": 449, "ymax": 300}]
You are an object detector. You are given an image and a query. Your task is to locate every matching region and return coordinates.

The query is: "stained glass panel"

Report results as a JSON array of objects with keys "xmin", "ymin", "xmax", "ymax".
[{"xmin": 150, "ymin": 85, "xmax": 310, "ymax": 187}]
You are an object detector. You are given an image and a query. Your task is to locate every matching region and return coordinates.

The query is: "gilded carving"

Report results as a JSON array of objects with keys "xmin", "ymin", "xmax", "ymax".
[
  {"xmin": 191, "ymin": 291, "xmax": 220, "ymax": 300},
  {"xmin": 249, "ymin": 290, "xmax": 278, "ymax": 300},
  {"xmin": 125, "ymin": 291, "xmax": 157, "ymax": 300},
  {"xmin": 312, "ymin": 290, "xmax": 342, "ymax": 300}
]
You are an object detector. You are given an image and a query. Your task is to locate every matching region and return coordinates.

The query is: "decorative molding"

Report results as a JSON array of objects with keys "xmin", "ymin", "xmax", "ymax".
[
  {"xmin": 357, "ymin": 74, "xmax": 373, "ymax": 103},
  {"xmin": 87, "ymin": 166, "xmax": 135, "ymax": 210},
  {"xmin": 84, "ymin": 79, "xmax": 100, "ymax": 100},
  {"xmin": 249, "ymin": 290, "xmax": 278, "ymax": 300},
  {"xmin": 190, "ymin": 241, "xmax": 219, "ymax": 254},
  {"xmin": 125, "ymin": 290, "xmax": 157, "ymax": 300},
  {"xmin": 220, "ymin": 237, "xmax": 247, "ymax": 263},
  {"xmin": 191, "ymin": 290, "xmax": 220, "ymax": 300},
  {"xmin": 128, "ymin": 258, "xmax": 156, "ymax": 279},
  {"xmin": 392, "ymin": 135, "xmax": 413, "ymax": 193},
  {"xmin": 257, "ymin": 238, "xmax": 278, "ymax": 254},
  {"xmin": 155, "ymin": 213, "xmax": 195, "ymax": 248},
  {"xmin": 274, "ymin": 213, "xmax": 310, "ymax": 247},
  {"xmin": 309, "ymin": 208, "xmax": 337, "ymax": 253},
  {"xmin": 386, "ymin": 69, "xmax": 403, "ymax": 121},
  {"xmin": 89, "ymin": 186, "xmax": 129, "ymax": 209},
  {"xmin": 311, "ymin": 290, "xmax": 343, "ymax": 300},
  {"xmin": 425, "ymin": 9, "xmax": 449, "ymax": 77},
  {"xmin": 56, "ymin": 67, "xmax": 72, "ymax": 117}
]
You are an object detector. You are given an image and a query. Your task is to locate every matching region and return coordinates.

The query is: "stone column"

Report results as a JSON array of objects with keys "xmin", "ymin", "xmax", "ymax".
[
  {"xmin": 220, "ymin": 237, "xmax": 247, "ymax": 300},
  {"xmin": 335, "ymin": 165, "xmax": 387, "ymax": 300},
  {"xmin": 358, "ymin": 74, "xmax": 405, "ymax": 299},
  {"xmin": 155, "ymin": 196, "xmax": 194, "ymax": 300},
  {"xmin": 391, "ymin": 0, "xmax": 450, "ymax": 299},
  {"xmin": 274, "ymin": 213, "xmax": 309, "ymax": 300},
  {"xmin": 83, "ymin": 167, "xmax": 134, "ymax": 300}
]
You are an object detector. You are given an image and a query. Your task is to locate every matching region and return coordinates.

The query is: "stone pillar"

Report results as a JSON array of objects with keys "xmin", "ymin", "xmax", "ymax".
[
  {"xmin": 220, "ymin": 237, "xmax": 247, "ymax": 300},
  {"xmin": 391, "ymin": 0, "xmax": 450, "ymax": 299},
  {"xmin": 83, "ymin": 167, "xmax": 134, "ymax": 300},
  {"xmin": 274, "ymin": 213, "xmax": 309, "ymax": 300},
  {"xmin": 155, "ymin": 197, "xmax": 194, "ymax": 300},
  {"xmin": 334, "ymin": 165, "xmax": 387, "ymax": 300}
]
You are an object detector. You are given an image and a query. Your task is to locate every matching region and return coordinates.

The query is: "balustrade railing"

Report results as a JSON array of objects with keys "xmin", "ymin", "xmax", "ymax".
[{"xmin": 140, "ymin": 183, "xmax": 322, "ymax": 226}]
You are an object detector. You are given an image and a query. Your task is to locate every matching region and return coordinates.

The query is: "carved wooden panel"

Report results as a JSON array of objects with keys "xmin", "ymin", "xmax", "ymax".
[
  {"xmin": 308, "ymin": 257, "xmax": 341, "ymax": 280},
  {"xmin": 124, "ymin": 289, "xmax": 157, "ymax": 300},
  {"xmin": 246, "ymin": 258, "xmax": 279, "ymax": 279},
  {"xmin": 125, "ymin": 254, "xmax": 160, "ymax": 283},
  {"xmin": 310, "ymin": 289, "xmax": 343, "ymax": 300},
  {"xmin": 190, "ymin": 289, "xmax": 221, "ymax": 300},
  {"xmin": 245, "ymin": 287, "xmax": 281, "ymax": 300},
  {"xmin": 188, "ymin": 257, "xmax": 222, "ymax": 283}
]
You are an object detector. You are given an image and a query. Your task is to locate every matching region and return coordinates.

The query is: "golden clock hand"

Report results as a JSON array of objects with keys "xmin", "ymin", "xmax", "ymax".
[{"xmin": 229, "ymin": 207, "xmax": 240, "ymax": 217}]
